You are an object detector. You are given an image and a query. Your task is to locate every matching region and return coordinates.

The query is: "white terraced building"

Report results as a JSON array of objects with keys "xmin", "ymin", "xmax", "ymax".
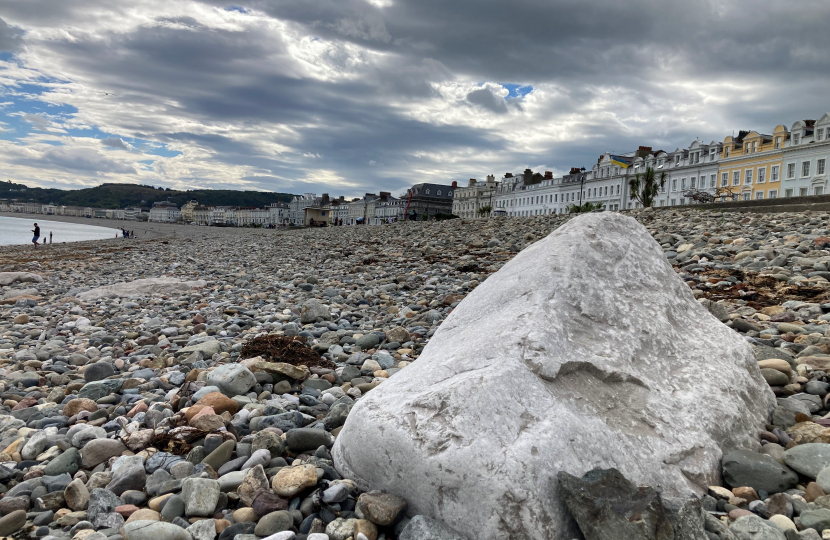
[
  {"xmin": 452, "ymin": 176, "xmax": 497, "ymax": 218},
  {"xmin": 781, "ymin": 115, "xmax": 830, "ymax": 198},
  {"xmin": 148, "ymin": 201, "xmax": 181, "ymax": 222}
]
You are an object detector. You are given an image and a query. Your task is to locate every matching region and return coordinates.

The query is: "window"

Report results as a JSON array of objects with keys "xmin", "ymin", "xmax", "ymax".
[
  {"xmin": 448, "ymin": 191, "xmax": 453, "ymax": 196},
  {"xmin": 745, "ymin": 143, "xmax": 751, "ymax": 153},
  {"xmin": 769, "ymin": 190, "xmax": 777, "ymax": 199},
  {"xmin": 675, "ymin": 155, "xmax": 680, "ymax": 165},
  {"xmin": 437, "ymin": 190, "xmax": 442, "ymax": 195},
  {"xmin": 680, "ymin": 198, "xmax": 686, "ymax": 205},
  {"xmin": 752, "ymin": 141, "xmax": 758, "ymax": 152},
  {"xmin": 733, "ymin": 171, "xmax": 740, "ymax": 185},
  {"xmin": 816, "ymin": 187, "xmax": 824, "ymax": 196},
  {"xmin": 758, "ymin": 168, "xmax": 766, "ymax": 183},
  {"xmin": 425, "ymin": 189, "xmax": 430, "ymax": 194},
  {"xmin": 819, "ymin": 159, "xmax": 826, "ymax": 175},
  {"xmin": 775, "ymin": 137, "xmax": 781, "ymax": 149},
  {"xmin": 818, "ymin": 128, "xmax": 825, "ymax": 141},
  {"xmin": 721, "ymin": 172, "xmax": 728, "ymax": 187},
  {"xmin": 794, "ymin": 134, "xmax": 800, "ymax": 145},
  {"xmin": 672, "ymin": 179, "xmax": 677, "ymax": 191},
  {"xmin": 742, "ymin": 193, "xmax": 750, "ymax": 201},
  {"xmin": 711, "ymin": 175, "xmax": 717, "ymax": 188},
  {"xmin": 803, "ymin": 162, "xmax": 811, "ymax": 177},
  {"xmin": 772, "ymin": 166, "xmax": 779, "ymax": 181},
  {"xmin": 670, "ymin": 198, "xmax": 676, "ymax": 206},
  {"xmin": 800, "ymin": 187, "xmax": 808, "ymax": 197},
  {"xmin": 690, "ymin": 177, "xmax": 696, "ymax": 188},
  {"xmin": 681, "ymin": 178, "xmax": 686, "ymax": 190},
  {"xmin": 725, "ymin": 147, "xmax": 730, "ymax": 157},
  {"xmin": 788, "ymin": 163, "xmax": 796, "ymax": 179},
  {"xmin": 756, "ymin": 192, "xmax": 764, "ymax": 199},
  {"xmin": 785, "ymin": 188, "xmax": 794, "ymax": 197},
  {"xmin": 745, "ymin": 170, "xmax": 753, "ymax": 184},
  {"xmin": 617, "ymin": 185, "xmax": 620, "ymax": 195}
]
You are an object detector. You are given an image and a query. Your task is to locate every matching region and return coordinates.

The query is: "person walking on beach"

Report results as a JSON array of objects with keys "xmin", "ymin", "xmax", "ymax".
[
  {"xmin": 49, "ymin": 231, "xmax": 52, "ymax": 244},
  {"xmin": 32, "ymin": 223, "xmax": 40, "ymax": 248}
]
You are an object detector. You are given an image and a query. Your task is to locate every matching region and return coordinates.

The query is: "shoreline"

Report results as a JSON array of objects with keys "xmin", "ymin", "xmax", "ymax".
[{"xmin": 0, "ymin": 212, "xmax": 174, "ymax": 242}]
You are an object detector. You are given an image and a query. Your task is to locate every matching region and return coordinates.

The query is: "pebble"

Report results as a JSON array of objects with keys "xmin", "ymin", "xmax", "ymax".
[{"xmin": 7, "ymin": 212, "xmax": 830, "ymax": 539}]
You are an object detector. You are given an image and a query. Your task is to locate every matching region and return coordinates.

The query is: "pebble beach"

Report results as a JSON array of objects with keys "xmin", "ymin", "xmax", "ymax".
[{"xmin": 4, "ymin": 208, "xmax": 830, "ymax": 540}]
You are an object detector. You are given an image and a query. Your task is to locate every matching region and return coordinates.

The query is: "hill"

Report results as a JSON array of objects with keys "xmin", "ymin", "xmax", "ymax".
[{"xmin": 0, "ymin": 181, "xmax": 296, "ymax": 209}]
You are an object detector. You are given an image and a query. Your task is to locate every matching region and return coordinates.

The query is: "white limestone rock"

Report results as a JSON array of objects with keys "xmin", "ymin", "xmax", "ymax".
[
  {"xmin": 0, "ymin": 272, "xmax": 43, "ymax": 286},
  {"xmin": 77, "ymin": 277, "xmax": 206, "ymax": 301},
  {"xmin": 332, "ymin": 212, "xmax": 775, "ymax": 540}
]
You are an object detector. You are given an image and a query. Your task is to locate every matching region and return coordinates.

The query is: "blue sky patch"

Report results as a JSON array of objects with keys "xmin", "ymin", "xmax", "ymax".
[{"xmin": 501, "ymin": 84, "xmax": 533, "ymax": 99}]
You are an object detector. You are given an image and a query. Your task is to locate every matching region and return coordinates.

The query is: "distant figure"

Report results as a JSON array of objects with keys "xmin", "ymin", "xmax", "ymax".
[
  {"xmin": 32, "ymin": 223, "xmax": 40, "ymax": 248},
  {"xmin": 49, "ymin": 231, "xmax": 52, "ymax": 244}
]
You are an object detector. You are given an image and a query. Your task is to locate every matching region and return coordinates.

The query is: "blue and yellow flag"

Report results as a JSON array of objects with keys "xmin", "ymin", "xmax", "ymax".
[{"xmin": 610, "ymin": 155, "xmax": 630, "ymax": 168}]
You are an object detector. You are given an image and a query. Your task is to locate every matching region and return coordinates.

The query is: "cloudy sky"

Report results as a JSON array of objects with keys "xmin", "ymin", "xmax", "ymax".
[{"xmin": 0, "ymin": 0, "xmax": 828, "ymax": 197}]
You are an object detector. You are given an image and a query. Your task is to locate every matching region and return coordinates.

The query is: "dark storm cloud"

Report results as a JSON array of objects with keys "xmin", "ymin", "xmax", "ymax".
[
  {"xmin": 101, "ymin": 137, "xmax": 129, "ymax": 149},
  {"xmin": 466, "ymin": 87, "xmax": 507, "ymax": 114},
  {"xmin": 0, "ymin": 17, "xmax": 22, "ymax": 52},
  {"xmin": 0, "ymin": 0, "xmax": 828, "ymax": 194}
]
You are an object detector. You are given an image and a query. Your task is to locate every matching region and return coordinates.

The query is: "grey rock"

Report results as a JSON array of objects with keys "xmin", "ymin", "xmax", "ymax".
[
  {"xmin": 254, "ymin": 511, "xmax": 294, "ymax": 536},
  {"xmin": 81, "ymin": 438, "xmax": 127, "ymax": 469},
  {"xmin": 729, "ymin": 515, "xmax": 785, "ymax": 540},
  {"xmin": 88, "ymin": 489, "xmax": 124, "ymax": 529},
  {"xmin": 84, "ymin": 362, "xmax": 115, "ymax": 382},
  {"xmin": 180, "ymin": 478, "xmax": 220, "ymax": 517},
  {"xmin": 107, "ymin": 460, "xmax": 146, "ymax": 496},
  {"xmin": 796, "ymin": 508, "xmax": 830, "ymax": 534},
  {"xmin": 722, "ymin": 450, "xmax": 798, "ymax": 495},
  {"xmin": 300, "ymin": 299, "xmax": 331, "ymax": 324},
  {"xmin": 285, "ymin": 428, "xmax": 333, "ymax": 453},
  {"xmin": 333, "ymin": 213, "xmax": 776, "ymax": 540},
  {"xmin": 0, "ymin": 510, "xmax": 27, "ymax": 536},
  {"xmin": 557, "ymin": 468, "xmax": 676, "ymax": 540},
  {"xmin": 782, "ymin": 444, "xmax": 830, "ymax": 479},
  {"xmin": 160, "ymin": 495, "xmax": 185, "ymax": 522},
  {"xmin": 186, "ymin": 519, "xmax": 216, "ymax": 540},
  {"xmin": 42, "ymin": 447, "xmax": 81, "ymax": 476},
  {"xmin": 399, "ymin": 516, "xmax": 467, "ymax": 540},
  {"xmin": 123, "ymin": 520, "xmax": 194, "ymax": 540},
  {"xmin": 206, "ymin": 364, "xmax": 256, "ymax": 397}
]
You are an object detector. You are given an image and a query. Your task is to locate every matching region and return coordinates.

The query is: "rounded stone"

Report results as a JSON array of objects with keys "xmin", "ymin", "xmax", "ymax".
[{"xmin": 254, "ymin": 511, "xmax": 293, "ymax": 537}]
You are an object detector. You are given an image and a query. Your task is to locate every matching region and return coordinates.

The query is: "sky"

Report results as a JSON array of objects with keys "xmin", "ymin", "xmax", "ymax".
[{"xmin": 0, "ymin": 0, "xmax": 828, "ymax": 198}]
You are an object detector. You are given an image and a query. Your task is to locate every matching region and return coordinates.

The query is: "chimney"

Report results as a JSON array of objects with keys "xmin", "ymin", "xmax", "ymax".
[
  {"xmin": 569, "ymin": 167, "xmax": 581, "ymax": 175},
  {"xmin": 452, "ymin": 181, "xmax": 458, "ymax": 188},
  {"xmin": 544, "ymin": 171, "xmax": 553, "ymax": 179},
  {"xmin": 468, "ymin": 178, "xmax": 477, "ymax": 187}
]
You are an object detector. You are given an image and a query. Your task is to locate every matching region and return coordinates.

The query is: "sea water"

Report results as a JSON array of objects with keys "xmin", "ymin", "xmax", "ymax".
[{"xmin": 0, "ymin": 216, "xmax": 122, "ymax": 246}]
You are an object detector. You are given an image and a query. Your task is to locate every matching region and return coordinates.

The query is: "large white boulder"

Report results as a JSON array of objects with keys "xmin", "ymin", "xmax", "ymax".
[
  {"xmin": 332, "ymin": 213, "xmax": 775, "ymax": 540},
  {"xmin": 77, "ymin": 277, "xmax": 207, "ymax": 301},
  {"xmin": 0, "ymin": 272, "xmax": 43, "ymax": 286}
]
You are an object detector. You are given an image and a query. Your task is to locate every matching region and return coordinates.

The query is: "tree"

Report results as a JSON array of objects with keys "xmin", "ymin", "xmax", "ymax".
[
  {"xmin": 477, "ymin": 205, "xmax": 492, "ymax": 216},
  {"xmin": 628, "ymin": 167, "xmax": 666, "ymax": 208},
  {"xmin": 567, "ymin": 202, "xmax": 605, "ymax": 214}
]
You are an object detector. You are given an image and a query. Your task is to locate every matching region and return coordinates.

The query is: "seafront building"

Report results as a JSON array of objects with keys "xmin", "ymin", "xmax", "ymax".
[
  {"xmin": 781, "ymin": 115, "xmax": 830, "ymax": 198},
  {"xmin": 452, "ymin": 176, "xmax": 497, "ymax": 218},
  {"xmin": 148, "ymin": 201, "xmax": 181, "ymax": 223},
  {"xmin": 2, "ymin": 110, "xmax": 829, "ymax": 224},
  {"xmin": 717, "ymin": 126, "xmax": 787, "ymax": 201}
]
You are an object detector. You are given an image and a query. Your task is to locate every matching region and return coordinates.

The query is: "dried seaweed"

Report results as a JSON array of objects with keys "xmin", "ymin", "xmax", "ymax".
[{"xmin": 241, "ymin": 335, "xmax": 336, "ymax": 369}]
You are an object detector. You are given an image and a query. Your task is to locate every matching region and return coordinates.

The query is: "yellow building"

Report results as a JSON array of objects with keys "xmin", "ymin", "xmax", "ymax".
[
  {"xmin": 718, "ymin": 125, "xmax": 788, "ymax": 201},
  {"xmin": 180, "ymin": 200, "xmax": 198, "ymax": 223}
]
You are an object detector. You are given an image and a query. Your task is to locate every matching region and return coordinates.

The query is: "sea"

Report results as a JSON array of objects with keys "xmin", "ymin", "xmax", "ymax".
[{"xmin": 0, "ymin": 216, "xmax": 122, "ymax": 246}]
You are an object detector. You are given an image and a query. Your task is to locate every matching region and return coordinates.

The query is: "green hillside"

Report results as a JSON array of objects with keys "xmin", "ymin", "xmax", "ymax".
[{"xmin": 0, "ymin": 181, "xmax": 296, "ymax": 209}]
